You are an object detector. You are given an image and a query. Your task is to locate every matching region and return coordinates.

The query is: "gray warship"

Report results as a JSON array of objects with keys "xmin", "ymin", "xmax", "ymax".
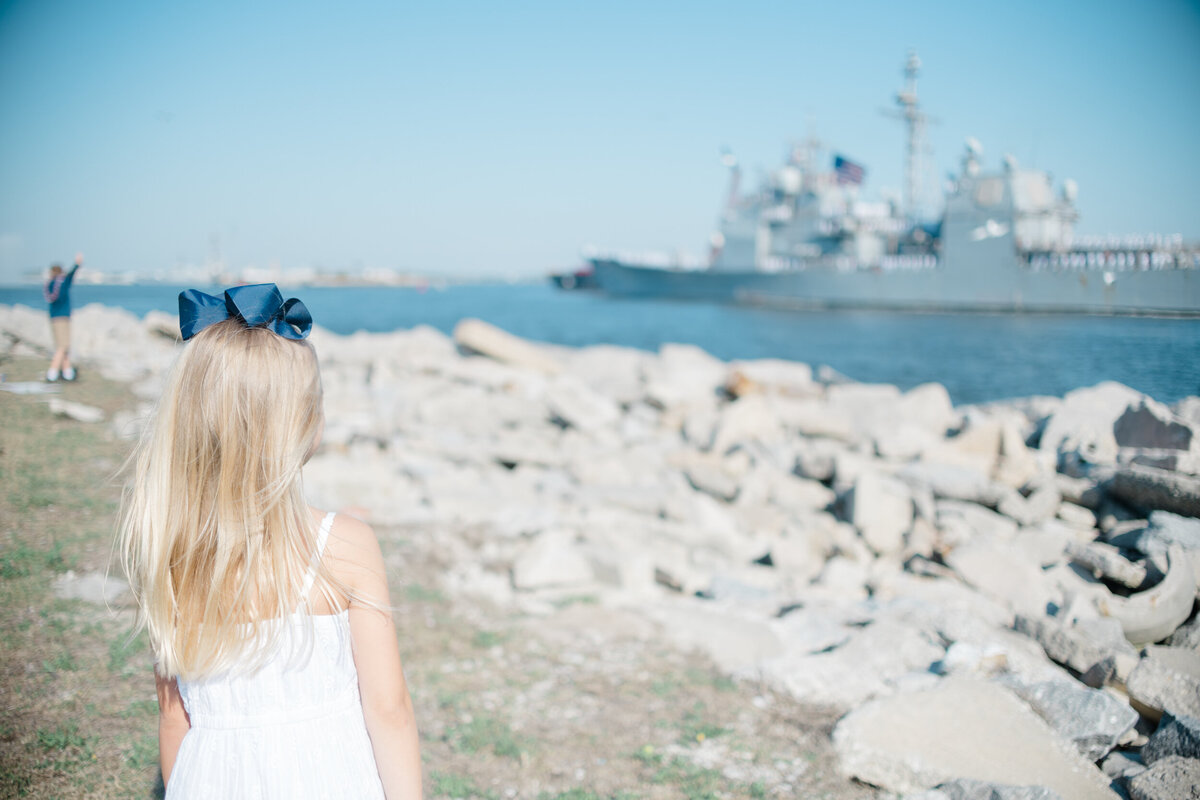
[{"xmin": 587, "ymin": 53, "xmax": 1200, "ymax": 316}]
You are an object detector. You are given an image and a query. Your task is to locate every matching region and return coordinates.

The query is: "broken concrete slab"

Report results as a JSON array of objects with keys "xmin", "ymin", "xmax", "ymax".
[
  {"xmin": 832, "ymin": 677, "xmax": 1117, "ymax": 797},
  {"xmin": 1141, "ymin": 712, "xmax": 1200, "ymax": 765},
  {"xmin": 1093, "ymin": 544, "xmax": 1197, "ymax": 646},
  {"xmin": 1109, "ymin": 464, "xmax": 1200, "ymax": 519},
  {"xmin": 1126, "ymin": 646, "xmax": 1200, "ymax": 719},
  {"xmin": 1003, "ymin": 678, "xmax": 1139, "ymax": 762},
  {"xmin": 1126, "ymin": 756, "xmax": 1200, "ymax": 800}
]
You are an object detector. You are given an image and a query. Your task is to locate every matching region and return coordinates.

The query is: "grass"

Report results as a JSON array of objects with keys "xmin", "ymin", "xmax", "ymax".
[
  {"xmin": 445, "ymin": 714, "xmax": 532, "ymax": 760},
  {"xmin": 0, "ymin": 356, "xmax": 161, "ymax": 798}
]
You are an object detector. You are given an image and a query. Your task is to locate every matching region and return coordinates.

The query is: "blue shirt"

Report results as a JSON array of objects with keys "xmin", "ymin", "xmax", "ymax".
[{"xmin": 44, "ymin": 265, "xmax": 79, "ymax": 318}]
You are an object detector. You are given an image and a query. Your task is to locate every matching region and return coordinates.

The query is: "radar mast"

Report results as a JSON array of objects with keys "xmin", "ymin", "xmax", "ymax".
[{"xmin": 887, "ymin": 50, "xmax": 928, "ymax": 221}]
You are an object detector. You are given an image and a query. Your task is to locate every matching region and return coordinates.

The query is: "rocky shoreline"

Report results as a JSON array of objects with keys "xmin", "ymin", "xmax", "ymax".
[{"xmin": 3, "ymin": 302, "xmax": 1199, "ymax": 799}]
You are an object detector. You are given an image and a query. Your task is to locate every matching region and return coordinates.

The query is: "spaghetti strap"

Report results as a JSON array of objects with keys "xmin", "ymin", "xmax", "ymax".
[{"xmin": 299, "ymin": 512, "xmax": 336, "ymax": 602}]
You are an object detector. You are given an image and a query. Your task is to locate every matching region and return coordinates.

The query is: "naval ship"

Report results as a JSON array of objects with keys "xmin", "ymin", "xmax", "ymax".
[{"xmin": 585, "ymin": 53, "xmax": 1200, "ymax": 316}]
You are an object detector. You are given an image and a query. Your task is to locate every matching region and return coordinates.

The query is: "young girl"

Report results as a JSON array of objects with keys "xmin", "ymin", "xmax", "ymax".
[{"xmin": 119, "ymin": 284, "xmax": 422, "ymax": 799}]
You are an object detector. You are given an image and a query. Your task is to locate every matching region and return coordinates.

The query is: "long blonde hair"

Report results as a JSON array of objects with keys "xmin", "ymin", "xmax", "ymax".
[{"xmin": 119, "ymin": 319, "xmax": 329, "ymax": 680}]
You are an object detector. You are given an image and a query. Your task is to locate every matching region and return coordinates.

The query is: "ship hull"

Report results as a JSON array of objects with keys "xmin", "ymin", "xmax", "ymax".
[{"xmin": 590, "ymin": 252, "xmax": 1200, "ymax": 317}]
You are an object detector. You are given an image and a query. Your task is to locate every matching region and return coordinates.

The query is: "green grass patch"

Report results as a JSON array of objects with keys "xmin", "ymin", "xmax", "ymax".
[
  {"xmin": 404, "ymin": 582, "xmax": 445, "ymax": 604},
  {"xmin": 678, "ymin": 702, "xmax": 727, "ymax": 745},
  {"xmin": 471, "ymin": 630, "xmax": 506, "ymax": 649},
  {"xmin": 430, "ymin": 770, "xmax": 498, "ymax": 799},
  {"xmin": 1, "ymin": 541, "xmax": 68, "ymax": 578},
  {"xmin": 446, "ymin": 714, "xmax": 532, "ymax": 760}
]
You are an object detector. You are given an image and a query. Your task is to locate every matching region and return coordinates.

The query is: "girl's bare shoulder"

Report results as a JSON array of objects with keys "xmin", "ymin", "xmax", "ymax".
[{"xmin": 310, "ymin": 508, "xmax": 383, "ymax": 577}]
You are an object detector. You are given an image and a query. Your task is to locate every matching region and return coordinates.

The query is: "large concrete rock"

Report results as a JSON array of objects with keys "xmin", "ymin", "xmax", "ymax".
[
  {"xmin": 544, "ymin": 375, "xmax": 620, "ymax": 432},
  {"xmin": 1126, "ymin": 646, "xmax": 1200, "ymax": 719},
  {"xmin": 847, "ymin": 471, "xmax": 914, "ymax": 556},
  {"xmin": 900, "ymin": 462, "xmax": 1008, "ymax": 507},
  {"xmin": 826, "ymin": 381, "xmax": 902, "ymax": 439},
  {"xmin": 1093, "ymin": 544, "xmax": 1197, "ymax": 646},
  {"xmin": 54, "ymin": 570, "xmax": 131, "ymax": 607},
  {"xmin": 644, "ymin": 343, "xmax": 726, "ymax": 409},
  {"xmin": 1004, "ymin": 679, "xmax": 1138, "ymax": 762},
  {"xmin": 646, "ymin": 600, "xmax": 784, "ymax": 673},
  {"xmin": 938, "ymin": 500, "xmax": 1020, "ymax": 541},
  {"xmin": 1141, "ymin": 712, "xmax": 1200, "ymax": 765},
  {"xmin": 997, "ymin": 483, "xmax": 1062, "ymax": 527},
  {"xmin": 832, "ymin": 678, "xmax": 1117, "ymax": 797},
  {"xmin": 561, "ymin": 344, "xmax": 652, "ymax": 406},
  {"xmin": 1012, "ymin": 615, "xmax": 1138, "ymax": 687},
  {"xmin": 452, "ymin": 318, "xmax": 561, "ymax": 374},
  {"xmin": 1109, "ymin": 465, "xmax": 1200, "ymax": 519},
  {"xmin": 1114, "ymin": 399, "xmax": 1195, "ymax": 451},
  {"xmin": 774, "ymin": 397, "xmax": 857, "ymax": 441},
  {"xmin": 724, "ymin": 358, "xmax": 816, "ymax": 398},
  {"xmin": 755, "ymin": 618, "xmax": 944, "ymax": 710},
  {"xmin": 511, "ymin": 531, "xmax": 594, "ymax": 590},
  {"xmin": 1039, "ymin": 381, "xmax": 1146, "ymax": 466},
  {"xmin": 946, "ymin": 539, "xmax": 1056, "ymax": 618},
  {"xmin": 710, "ymin": 393, "xmax": 785, "ymax": 454},
  {"xmin": 931, "ymin": 779, "xmax": 1065, "ymax": 800},
  {"xmin": 1126, "ymin": 756, "xmax": 1200, "ymax": 800}
]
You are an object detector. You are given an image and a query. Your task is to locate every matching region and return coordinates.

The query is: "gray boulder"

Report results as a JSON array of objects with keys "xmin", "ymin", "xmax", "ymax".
[
  {"xmin": 1126, "ymin": 756, "xmax": 1200, "ymax": 800},
  {"xmin": 1039, "ymin": 381, "xmax": 1146, "ymax": 466},
  {"xmin": 1004, "ymin": 678, "xmax": 1138, "ymax": 762},
  {"xmin": 1167, "ymin": 613, "xmax": 1200, "ymax": 649},
  {"xmin": 1114, "ymin": 399, "xmax": 1194, "ymax": 451},
  {"xmin": 1093, "ymin": 544, "xmax": 1197, "ymax": 646},
  {"xmin": 1126, "ymin": 646, "xmax": 1200, "ymax": 719},
  {"xmin": 1100, "ymin": 751, "xmax": 1145, "ymax": 781},
  {"xmin": 1012, "ymin": 615, "xmax": 1138, "ymax": 687},
  {"xmin": 899, "ymin": 462, "xmax": 1008, "ymax": 507},
  {"xmin": 1109, "ymin": 465, "xmax": 1200, "ymax": 519},
  {"xmin": 935, "ymin": 779, "xmax": 1064, "ymax": 800},
  {"xmin": 847, "ymin": 471, "xmax": 915, "ymax": 556},
  {"xmin": 832, "ymin": 678, "xmax": 1118, "ymax": 797},
  {"xmin": 54, "ymin": 570, "xmax": 131, "ymax": 607},
  {"xmin": 452, "ymin": 318, "xmax": 561, "ymax": 374},
  {"xmin": 1142, "ymin": 712, "xmax": 1200, "ymax": 765},
  {"xmin": 998, "ymin": 483, "xmax": 1063, "ymax": 527}
]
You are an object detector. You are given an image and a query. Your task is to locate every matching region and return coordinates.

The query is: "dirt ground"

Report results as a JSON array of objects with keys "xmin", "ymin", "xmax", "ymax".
[{"xmin": 0, "ymin": 355, "xmax": 878, "ymax": 799}]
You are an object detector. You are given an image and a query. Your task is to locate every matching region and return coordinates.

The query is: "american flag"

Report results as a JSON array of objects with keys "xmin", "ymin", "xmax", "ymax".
[{"xmin": 834, "ymin": 155, "xmax": 865, "ymax": 185}]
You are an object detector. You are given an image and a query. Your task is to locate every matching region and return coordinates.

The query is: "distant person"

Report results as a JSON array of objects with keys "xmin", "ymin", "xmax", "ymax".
[
  {"xmin": 43, "ymin": 252, "xmax": 83, "ymax": 381},
  {"xmin": 118, "ymin": 284, "xmax": 422, "ymax": 799}
]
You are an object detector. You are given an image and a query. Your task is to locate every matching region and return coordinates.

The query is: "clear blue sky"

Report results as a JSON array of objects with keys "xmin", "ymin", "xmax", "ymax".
[{"xmin": 1, "ymin": 0, "xmax": 1198, "ymax": 281}]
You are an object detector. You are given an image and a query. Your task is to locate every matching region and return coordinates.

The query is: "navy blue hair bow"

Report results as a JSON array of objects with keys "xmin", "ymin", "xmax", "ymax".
[{"xmin": 178, "ymin": 284, "xmax": 312, "ymax": 341}]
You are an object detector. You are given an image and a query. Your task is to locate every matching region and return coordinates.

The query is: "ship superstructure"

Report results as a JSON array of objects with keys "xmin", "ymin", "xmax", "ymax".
[{"xmin": 584, "ymin": 53, "xmax": 1199, "ymax": 316}]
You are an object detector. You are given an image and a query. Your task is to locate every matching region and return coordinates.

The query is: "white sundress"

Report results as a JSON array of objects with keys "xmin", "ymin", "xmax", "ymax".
[{"xmin": 166, "ymin": 512, "xmax": 386, "ymax": 799}]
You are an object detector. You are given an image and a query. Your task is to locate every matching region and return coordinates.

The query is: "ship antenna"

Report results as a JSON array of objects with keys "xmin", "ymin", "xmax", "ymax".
[{"xmin": 882, "ymin": 50, "xmax": 936, "ymax": 221}]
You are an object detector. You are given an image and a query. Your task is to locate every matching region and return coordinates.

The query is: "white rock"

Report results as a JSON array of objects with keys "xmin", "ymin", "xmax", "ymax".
[
  {"xmin": 47, "ymin": 397, "xmax": 104, "ymax": 423},
  {"xmin": 724, "ymin": 358, "xmax": 816, "ymax": 398},
  {"xmin": 544, "ymin": 374, "xmax": 620, "ymax": 432},
  {"xmin": 832, "ymin": 678, "xmax": 1118, "ymax": 798},
  {"xmin": 1039, "ymin": 381, "xmax": 1146, "ymax": 466},
  {"xmin": 452, "ymin": 318, "xmax": 561, "ymax": 374},
  {"xmin": 848, "ymin": 471, "xmax": 914, "ymax": 556},
  {"xmin": 511, "ymin": 530, "xmax": 593, "ymax": 590}
]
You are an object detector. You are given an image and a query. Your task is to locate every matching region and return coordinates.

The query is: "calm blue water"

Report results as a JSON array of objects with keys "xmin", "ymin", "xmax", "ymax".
[{"xmin": 2, "ymin": 282, "xmax": 1198, "ymax": 406}]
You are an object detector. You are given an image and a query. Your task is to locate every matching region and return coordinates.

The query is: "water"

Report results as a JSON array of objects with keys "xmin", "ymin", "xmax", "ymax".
[{"xmin": 3, "ymin": 282, "xmax": 1198, "ymax": 406}]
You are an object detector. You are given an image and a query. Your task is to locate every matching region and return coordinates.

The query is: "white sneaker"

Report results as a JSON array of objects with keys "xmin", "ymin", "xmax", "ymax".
[
  {"xmin": 46, "ymin": 369, "xmax": 60, "ymax": 382},
  {"xmin": 62, "ymin": 367, "xmax": 76, "ymax": 381}
]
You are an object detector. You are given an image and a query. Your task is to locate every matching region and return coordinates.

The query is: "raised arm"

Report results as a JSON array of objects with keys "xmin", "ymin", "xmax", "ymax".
[{"xmin": 333, "ymin": 515, "xmax": 422, "ymax": 800}]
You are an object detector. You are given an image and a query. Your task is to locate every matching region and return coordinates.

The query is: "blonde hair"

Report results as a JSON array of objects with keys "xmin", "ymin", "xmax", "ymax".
[{"xmin": 119, "ymin": 319, "xmax": 331, "ymax": 680}]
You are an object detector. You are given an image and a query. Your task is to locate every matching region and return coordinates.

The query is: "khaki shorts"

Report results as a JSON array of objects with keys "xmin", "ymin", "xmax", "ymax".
[{"xmin": 50, "ymin": 317, "xmax": 71, "ymax": 351}]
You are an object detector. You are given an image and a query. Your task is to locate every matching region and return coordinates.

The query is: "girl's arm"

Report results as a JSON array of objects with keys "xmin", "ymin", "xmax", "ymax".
[
  {"xmin": 337, "ymin": 515, "xmax": 423, "ymax": 800},
  {"xmin": 155, "ymin": 672, "xmax": 190, "ymax": 784}
]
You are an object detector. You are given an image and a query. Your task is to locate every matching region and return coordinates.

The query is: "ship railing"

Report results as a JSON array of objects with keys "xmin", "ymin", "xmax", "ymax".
[
  {"xmin": 879, "ymin": 254, "xmax": 939, "ymax": 270},
  {"xmin": 1025, "ymin": 250, "xmax": 1198, "ymax": 272}
]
